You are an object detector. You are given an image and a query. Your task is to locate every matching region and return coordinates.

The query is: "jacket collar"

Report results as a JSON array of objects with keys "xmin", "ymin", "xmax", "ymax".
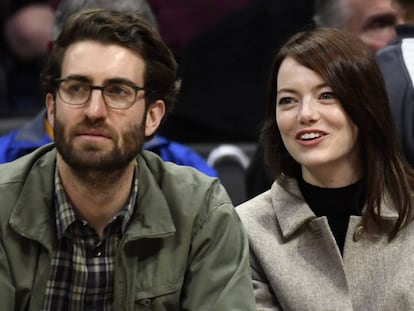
[
  {"xmin": 9, "ymin": 146, "xmax": 176, "ymax": 251},
  {"xmin": 121, "ymin": 152, "xmax": 176, "ymax": 242},
  {"xmin": 9, "ymin": 145, "xmax": 58, "ymax": 252},
  {"xmin": 387, "ymin": 24, "xmax": 414, "ymax": 46}
]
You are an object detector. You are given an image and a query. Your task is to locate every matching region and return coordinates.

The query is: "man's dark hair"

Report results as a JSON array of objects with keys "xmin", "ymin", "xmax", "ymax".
[{"xmin": 42, "ymin": 8, "xmax": 179, "ymax": 114}]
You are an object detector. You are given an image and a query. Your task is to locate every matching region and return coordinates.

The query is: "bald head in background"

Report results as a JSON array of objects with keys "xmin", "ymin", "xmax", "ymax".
[{"xmin": 314, "ymin": 0, "xmax": 403, "ymax": 51}]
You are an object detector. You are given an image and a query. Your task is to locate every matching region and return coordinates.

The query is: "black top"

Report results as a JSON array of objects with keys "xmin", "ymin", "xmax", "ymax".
[{"xmin": 298, "ymin": 177, "xmax": 365, "ymax": 254}]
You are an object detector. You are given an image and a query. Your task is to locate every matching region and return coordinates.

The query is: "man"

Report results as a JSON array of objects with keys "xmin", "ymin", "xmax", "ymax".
[
  {"xmin": 0, "ymin": 9, "xmax": 255, "ymax": 310},
  {"xmin": 376, "ymin": 0, "xmax": 414, "ymax": 166},
  {"xmin": 314, "ymin": 0, "xmax": 403, "ymax": 51},
  {"xmin": 0, "ymin": 0, "xmax": 217, "ymax": 178},
  {"xmin": 0, "ymin": 0, "xmax": 53, "ymax": 116}
]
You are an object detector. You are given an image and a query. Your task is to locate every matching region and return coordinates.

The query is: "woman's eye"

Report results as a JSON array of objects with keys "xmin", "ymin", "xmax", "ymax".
[
  {"xmin": 319, "ymin": 92, "xmax": 336, "ymax": 100},
  {"xmin": 278, "ymin": 97, "xmax": 295, "ymax": 105}
]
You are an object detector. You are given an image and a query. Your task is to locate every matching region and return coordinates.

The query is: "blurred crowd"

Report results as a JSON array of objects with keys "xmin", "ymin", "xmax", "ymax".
[{"xmin": 0, "ymin": 0, "xmax": 252, "ymax": 118}]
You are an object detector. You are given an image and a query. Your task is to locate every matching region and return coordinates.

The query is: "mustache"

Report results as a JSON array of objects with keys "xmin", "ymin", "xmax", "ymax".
[{"xmin": 70, "ymin": 118, "xmax": 116, "ymax": 137}]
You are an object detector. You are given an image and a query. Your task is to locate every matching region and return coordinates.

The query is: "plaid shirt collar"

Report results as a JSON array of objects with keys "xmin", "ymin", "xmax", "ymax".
[{"xmin": 54, "ymin": 164, "xmax": 139, "ymax": 239}]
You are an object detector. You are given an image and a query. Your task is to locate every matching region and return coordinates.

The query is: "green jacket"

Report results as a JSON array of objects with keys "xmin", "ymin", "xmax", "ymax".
[{"xmin": 0, "ymin": 144, "xmax": 255, "ymax": 310}]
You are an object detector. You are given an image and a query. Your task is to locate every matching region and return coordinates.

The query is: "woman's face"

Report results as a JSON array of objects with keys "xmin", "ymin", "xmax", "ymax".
[{"xmin": 275, "ymin": 57, "xmax": 361, "ymax": 187}]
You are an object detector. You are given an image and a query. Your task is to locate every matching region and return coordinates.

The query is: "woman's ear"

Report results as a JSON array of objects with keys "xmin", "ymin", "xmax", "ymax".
[{"xmin": 145, "ymin": 99, "xmax": 166, "ymax": 137}]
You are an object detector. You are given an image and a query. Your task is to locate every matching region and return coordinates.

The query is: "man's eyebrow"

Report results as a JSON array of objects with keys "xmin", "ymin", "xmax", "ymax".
[
  {"xmin": 104, "ymin": 77, "xmax": 140, "ymax": 87},
  {"xmin": 59, "ymin": 76, "xmax": 141, "ymax": 87},
  {"xmin": 364, "ymin": 13, "xmax": 397, "ymax": 29},
  {"xmin": 62, "ymin": 75, "xmax": 91, "ymax": 82}
]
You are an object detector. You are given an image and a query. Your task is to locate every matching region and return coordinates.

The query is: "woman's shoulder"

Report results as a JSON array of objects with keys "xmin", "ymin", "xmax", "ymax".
[
  {"xmin": 236, "ymin": 176, "xmax": 298, "ymax": 220},
  {"xmin": 235, "ymin": 185, "xmax": 282, "ymax": 243},
  {"xmin": 236, "ymin": 188, "xmax": 274, "ymax": 222}
]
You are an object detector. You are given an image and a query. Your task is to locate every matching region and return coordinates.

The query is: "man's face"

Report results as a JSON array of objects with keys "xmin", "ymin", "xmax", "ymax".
[
  {"xmin": 344, "ymin": 0, "xmax": 404, "ymax": 52},
  {"xmin": 46, "ymin": 40, "xmax": 164, "ymax": 173}
]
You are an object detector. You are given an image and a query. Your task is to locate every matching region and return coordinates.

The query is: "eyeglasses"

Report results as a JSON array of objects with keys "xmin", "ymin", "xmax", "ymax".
[{"xmin": 55, "ymin": 78, "xmax": 145, "ymax": 109}]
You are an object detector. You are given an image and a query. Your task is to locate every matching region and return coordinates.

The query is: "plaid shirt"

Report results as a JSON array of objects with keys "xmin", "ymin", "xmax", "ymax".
[{"xmin": 41, "ymin": 167, "xmax": 138, "ymax": 311}]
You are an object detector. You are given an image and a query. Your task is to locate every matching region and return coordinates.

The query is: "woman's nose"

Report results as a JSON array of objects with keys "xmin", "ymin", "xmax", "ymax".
[{"xmin": 298, "ymin": 97, "xmax": 319, "ymax": 124}]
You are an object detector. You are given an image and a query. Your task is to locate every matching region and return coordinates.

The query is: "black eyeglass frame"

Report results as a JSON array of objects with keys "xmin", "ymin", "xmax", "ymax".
[{"xmin": 54, "ymin": 78, "xmax": 146, "ymax": 110}]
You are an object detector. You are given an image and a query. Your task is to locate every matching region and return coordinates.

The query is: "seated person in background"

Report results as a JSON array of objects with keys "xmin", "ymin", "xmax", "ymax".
[
  {"xmin": 376, "ymin": 0, "xmax": 414, "ymax": 166},
  {"xmin": 314, "ymin": 0, "xmax": 403, "ymax": 52},
  {"xmin": 0, "ymin": 0, "xmax": 54, "ymax": 116},
  {"xmin": 0, "ymin": 8, "xmax": 255, "ymax": 310},
  {"xmin": 237, "ymin": 27, "xmax": 414, "ymax": 310},
  {"xmin": 0, "ymin": 0, "xmax": 217, "ymax": 177}
]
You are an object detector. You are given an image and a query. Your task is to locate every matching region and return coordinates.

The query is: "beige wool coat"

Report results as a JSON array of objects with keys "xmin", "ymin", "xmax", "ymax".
[{"xmin": 237, "ymin": 174, "xmax": 414, "ymax": 311}]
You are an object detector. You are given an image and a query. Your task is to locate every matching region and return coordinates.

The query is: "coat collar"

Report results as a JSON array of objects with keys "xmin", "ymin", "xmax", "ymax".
[
  {"xmin": 271, "ymin": 174, "xmax": 399, "ymax": 239},
  {"xmin": 271, "ymin": 175, "xmax": 316, "ymax": 239}
]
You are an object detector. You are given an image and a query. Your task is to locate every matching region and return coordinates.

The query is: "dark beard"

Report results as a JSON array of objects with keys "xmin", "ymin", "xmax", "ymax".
[{"xmin": 54, "ymin": 114, "xmax": 146, "ymax": 176}]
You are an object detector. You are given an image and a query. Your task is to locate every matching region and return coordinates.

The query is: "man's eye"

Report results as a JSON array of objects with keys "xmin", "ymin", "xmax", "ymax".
[
  {"xmin": 64, "ymin": 82, "xmax": 89, "ymax": 93},
  {"xmin": 69, "ymin": 84, "xmax": 84, "ymax": 92},
  {"xmin": 278, "ymin": 97, "xmax": 295, "ymax": 105},
  {"xmin": 105, "ymin": 84, "xmax": 132, "ymax": 97},
  {"xmin": 366, "ymin": 16, "xmax": 396, "ymax": 31}
]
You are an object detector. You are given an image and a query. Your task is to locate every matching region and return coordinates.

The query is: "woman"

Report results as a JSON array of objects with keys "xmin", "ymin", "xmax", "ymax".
[{"xmin": 237, "ymin": 27, "xmax": 414, "ymax": 310}]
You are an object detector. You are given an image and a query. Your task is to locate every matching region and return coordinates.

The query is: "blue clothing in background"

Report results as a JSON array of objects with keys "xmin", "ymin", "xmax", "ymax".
[{"xmin": 0, "ymin": 110, "xmax": 217, "ymax": 177}]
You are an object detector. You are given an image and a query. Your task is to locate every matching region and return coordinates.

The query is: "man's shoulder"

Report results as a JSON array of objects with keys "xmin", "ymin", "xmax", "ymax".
[
  {"xmin": 0, "ymin": 145, "xmax": 53, "ymax": 224},
  {"xmin": 140, "ymin": 150, "xmax": 218, "ymax": 187},
  {"xmin": 138, "ymin": 150, "xmax": 233, "ymax": 215},
  {"xmin": 377, "ymin": 44, "xmax": 400, "ymax": 59},
  {"xmin": 0, "ymin": 143, "xmax": 56, "ymax": 184}
]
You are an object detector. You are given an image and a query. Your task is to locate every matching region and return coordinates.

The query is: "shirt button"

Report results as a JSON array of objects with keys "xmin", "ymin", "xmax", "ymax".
[
  {"xmin": 138, "ymin": 298, "xmax": 152, "ymax": 306},
  {"xmin": 353, "ymin": 225, "xmax": 364, "ymax": 242},
  {"xmin": 94, "ymin": 249, "xmax": 102, "ymax": 257}
]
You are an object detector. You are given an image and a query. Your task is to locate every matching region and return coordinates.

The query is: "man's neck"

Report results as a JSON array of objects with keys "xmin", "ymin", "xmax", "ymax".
[{"xmin": 56, "ymin": 156, "xmax": 136, "ymax": 238}]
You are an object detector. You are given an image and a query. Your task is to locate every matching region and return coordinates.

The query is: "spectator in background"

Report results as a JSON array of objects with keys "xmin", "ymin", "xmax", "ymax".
[
  {"xmin": 246, "ymin": 0, "xmax": 405, "ymax": 199},
  {"xmin": 376, "ymin": 0, "xmax": 414, "ymax": 166},
  {"xmin": 51, "ymin": 0, "xmax": 157, "ymax": 39},
  {"xmin": 238, "ymin": 27, "xmax": 414, "ymax": 310},
  {"xmin": 0, "ymin": 0, "xmax": 54, "ymax": 116},
  {"xmin": 0, "ymin": 9, "xmax": 255, "ymax": 310},
  {"xmin": 314, "ymin": 0, "xmax": 403, "ymax": 52},
  {"xmin": 0, "ymin": 0, "xmax": 217, "ymax": 178}
]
